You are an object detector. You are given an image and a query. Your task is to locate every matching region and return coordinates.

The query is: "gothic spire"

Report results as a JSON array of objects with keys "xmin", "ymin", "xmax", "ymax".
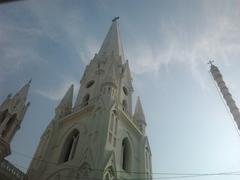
[
  {"xmin": 133, "ymin": 96, "xmax": 146, "ymax": 134},
  {"xmin": 13, "ymin": 80, "xmax": 31, "ymax": 103},
  {"xmin": 98, "ymin": 17, "xmax": 125, "ymax": 60},
  {"xmin": 123, "ymin": 60, "xmax": 133, "ymax": 89},
  {"xmin": 57, "ymin": 84, "xmax": 74, "ymax": 110},
  {"xmin": 133, "ymin": 97, "xmax": 145, "ymax": 121}
]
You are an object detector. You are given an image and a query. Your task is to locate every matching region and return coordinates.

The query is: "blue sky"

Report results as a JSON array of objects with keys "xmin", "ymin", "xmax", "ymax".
[{"xmin": 1, "ymin": 0, "xmax": 240, "ymax": 179}]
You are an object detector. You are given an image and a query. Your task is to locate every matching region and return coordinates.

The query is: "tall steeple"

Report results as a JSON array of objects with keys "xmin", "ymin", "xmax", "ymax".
[
  {"xmin": 133, "ymin": 96, "xmax": 147, "ymax": 134},
  {"xmin": 55, "ymin": 84, "xmax": 74, "ymax": 119},
  {"xmin": 209, "ymin": 61, "xmax": 240, "ymax": 129},
  {"xmin": 27, "ymin": 19, "xmax": 152, "ymax": 180},
  {"xmin": 98, "ymin": 17, "xmax": 125, "ymax": 61},
  {"xmin": 0, "ymin": 81, "xmax": 31, "ymax": 160},
  {"xmin": 12, "ymin": 80, "xmax": 31, "ymax": 106}
]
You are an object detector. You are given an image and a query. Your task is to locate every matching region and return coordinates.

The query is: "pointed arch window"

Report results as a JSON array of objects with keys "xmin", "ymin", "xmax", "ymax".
[
  {"xmin": 145, "ymin": 147, "xmax": 149, "ymax": 170},
  {"xmin": 60, "ymin": 130, "xmax": 79, "ymax": 163},
  {"xmin": 108, "ymin": 111, "xmax": 118, "ymax": 147},
  {"xmin": 121, "ymin": 138, "xmax": 131, "ymax": 171},
  {"xmin": 2, "ymin": 113, "xmax": 16, "ymax": 138},
  {"xmin": 122, "ymin": 100, "xmax": 127, "ymax": 112},
  {"xmin": 82, "ymin": 94, "xmax": 90, "ymax": 107},
  {"xmin": 123, "ymin": 86, "xmax": 128, "ymax": 96},
  {"xmin": 103, "ymin": 167, "xmax": 115, "ymax": 180},
  {"xmin": 86, "ymin": 80, "xmax": 95, "ymax": 88},
  {"xmin": 145, "ymin": 146, "xmax": 152, "ymax": 179},
  {"xmin": 0, "ymin": 109, "xmax": 8, "ymax": 125}
]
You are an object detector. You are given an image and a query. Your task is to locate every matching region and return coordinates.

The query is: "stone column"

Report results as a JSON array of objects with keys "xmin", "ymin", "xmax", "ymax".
[{"xmin": 210, "ymin": 64, "xmax": 240, "ymax": 129}]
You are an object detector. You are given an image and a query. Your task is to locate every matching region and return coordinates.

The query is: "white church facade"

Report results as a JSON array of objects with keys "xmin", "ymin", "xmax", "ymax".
[
  {"xmin": 0, "ymin": 18, "xmax": 152, "ymax": 180},
  {"xmin": 26, "ymin": 18, "xmax": 152, "ymax": 180}
]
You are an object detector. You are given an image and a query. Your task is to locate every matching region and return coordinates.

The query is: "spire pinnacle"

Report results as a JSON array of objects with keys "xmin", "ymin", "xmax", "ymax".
[
  {"xmin": 133, "ymin": 97, "xmax": 146, "ymax": 122},
  {"xmin": 133, "ymin": 96, "xmax": 146, "ymax": 133},
  {"xmin": 98, "ymin": 18, "xmax": 125, "ymax": 60},
  {"xmin": 13, "ymin": 80, "xmax": 31, "ymax": 103},
  {"xmin": 57, "ymin": 84, "xmax": 74, "ymax": 109},
  {"xmin": 55, "ymin": 84, "xmax": 74, "ymax": 118}
]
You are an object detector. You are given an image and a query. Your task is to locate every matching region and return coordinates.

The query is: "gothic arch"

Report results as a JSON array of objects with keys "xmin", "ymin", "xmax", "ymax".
[
  {"xmin": 82, "ymin": 94, "xmax": 90, "ymax": 107},
  {"xmin": 0, "ymin": 109, "xmax": 8, "ymax": 125},
  {"xmin": 119, "ymin": 130, "xmax": 135, "ymax": 155},
  {"xmin": 122, "ymin": 99, "xmax": 127, "ymax": 112},
  {"xmin": 121, "ymin": 138, "xmax": 132, "ymax": 172},
  {"xmin": 2, "ymin": 113, "xmax": 16, "ymax": 138},
  {"xmin": 103, "ymin": 166, "xmax": 116, "ymax": 180},
  {"xmin": 59, "ymin": 129, "xmax": 79, "ymax": 163}
]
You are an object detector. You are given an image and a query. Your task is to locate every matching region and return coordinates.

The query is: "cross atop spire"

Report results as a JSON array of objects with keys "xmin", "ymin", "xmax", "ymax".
[
  {"xmin": 98, "ymin": 17, "xmax": 125, "ymax": 60},
  {"xmin": 112, "ymin": 16, "xmax": 120, "ymax": 22},
  {"xmin": 207, "ymin": 60, "xmax": 214, "ymax": 66}
]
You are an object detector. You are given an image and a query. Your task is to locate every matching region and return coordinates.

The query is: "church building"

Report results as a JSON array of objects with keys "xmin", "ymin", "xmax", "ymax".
[
  {"xmin": 0, "ymin": 81, "xmax": 31, "ymax": 180},
  {"xmin": 27, "ymin": 18, "xmax": 152, "ymax": 180}
]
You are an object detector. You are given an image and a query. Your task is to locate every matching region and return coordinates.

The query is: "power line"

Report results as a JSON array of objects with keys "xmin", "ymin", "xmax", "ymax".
[
  {"xmin": 8, "ymin": 161, "xmax": 240, "ymax": 180},
  {"xmin": 9, "ymin": 161, "xmax": 240, "ymax": 180},
  {"xmin": 11, "ymin": 150, "xmax": 240, "ymax": 179}
]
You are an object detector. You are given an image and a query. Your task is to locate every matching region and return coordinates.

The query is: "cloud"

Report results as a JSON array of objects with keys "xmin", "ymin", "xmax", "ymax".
[
  {"xmin": 26, "ymin": 0, "xmax": 100, "ymax": 65},
  {"xmin": 0, "ymin": 21, "xmax": 45, "ymax": 92},
  {"xmin": 35, "ymin": 75, "xmax": 79, "ymax": 101},
  {"xmin": 1, "ymin": 0, "xmax": 240, "ymax": 94},
  {"xmin": 125, "ymin": 1, "xmax": 240, "ymax": 91}
]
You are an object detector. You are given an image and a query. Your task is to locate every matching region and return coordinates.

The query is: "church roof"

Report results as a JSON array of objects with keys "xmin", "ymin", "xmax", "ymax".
[{"xmin": 98, "ymin": 17, "xmax": 125, "ymax": 60}]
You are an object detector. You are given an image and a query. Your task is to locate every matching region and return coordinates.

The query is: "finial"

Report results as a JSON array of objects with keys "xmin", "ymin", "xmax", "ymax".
[
  {"xmin": 27, "ymin": 102, "xmax": 31, "ymax": 107},
  {"xmin": 28, "ymin": 79, "xmax": 32, "ymax": 84},
  {"xmin": 112, "ymin": 16, "xmax": 120, "ymax": 22},
  {"xmin": 207, "ymin": 60, "xmax": 214, "ymax": 66},
  {"xmin": 7, "ymin": 93, "xmax": 12, "ymax": 98}
]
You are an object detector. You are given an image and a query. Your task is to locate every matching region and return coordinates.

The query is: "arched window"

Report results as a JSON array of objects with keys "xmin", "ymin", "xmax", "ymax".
[
  {"xmin": 60, "ymin": 130, "xmax": 79, "ymax": 163},
  {"xmin": 82, "ymin": 94, "xmax": 90, "ymax": 107},
  {"xmin": 108, "ymin": 111, "xmax": 118, "ymax": 147},
  {"xmin": 122, "ymin": 100, "xmax": 127, "ymax": 112},
  {"xmin": 103, "ymin": 167, "xmax": 115, "ymax": 180},
  {"xmin": 2, "ymin": 113, "xmax": 16, "ymax": 138},
  {"xmin": 122, "ymin": 86, "xmax": 128, "ymax": 96},
  {"xmin": 145, "ymin": 147, "xmax": 149, "ymax": 170},
  {"xmin": 121, "ymin": 138, "xmax": 131, "ymax": 171},
  {"xmin": 0, "ymin": 109, "xmax": 8, "ymax": 125},
  {"xmin": 114, "ymin": 118, "xmax": 118, "ymax": 135},
  {"xmin": 86, "ymin": 80, "xmax": 95, "ymax": 88}
]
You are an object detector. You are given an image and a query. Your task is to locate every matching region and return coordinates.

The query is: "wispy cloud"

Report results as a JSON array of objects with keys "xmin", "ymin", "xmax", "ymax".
[
  {"xmin": 35, "ymin": 75, "xmax": 79, "ymax": 101},
  {"xmin": 126, "ymin": 0, "xmax": 240, "ymax": 91},
  {"xmin": 26, "ymin": 0, "xmax": 99, "ymax": 65}
]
